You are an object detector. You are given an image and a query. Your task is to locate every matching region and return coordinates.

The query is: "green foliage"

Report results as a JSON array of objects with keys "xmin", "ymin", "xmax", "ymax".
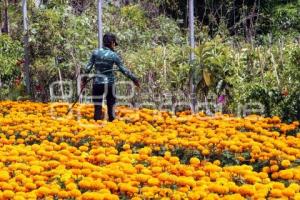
[
  {"xmin": 170, "ymin": 147, "xmax": 202, "ymax": 164},
  {"xmin": 226, "ymin": 40, "xmax": 300, "ymax": 121},
  {"xmin": 123, "ymin": 44, "xmax": 190, "ymax": 104},
  {"xmin": 152, "ymin": 16, "xmax": 184, "ymax": 45},
  {"xmin": 0, "ymin": 35, "xmax": 22, "ymax": 83},
  {"xmin": 26, "ymin": 6, "xmax": 97, "ymax": 100},
  {"xmin": 245, "ymin": 84, "xmax": 284, "ymax": 116},
  {"xmin": 220, "ymin": 150, "xmax": 240, "ymax": 166},
  {"xmin": 271, "ymin": 3, "xmax": 300, "ymax": 37},
  {"xmin": 150, "ymin": 0, "xmax": 179, "ymax": 10},
  {"xmin": 192, "ymin": 36, "xmax": 233, "ymax": 93},
  {"xmin": 277, "ymin": 46, "xmax": 300, "ymax": 122},
  {"xmin": 277, "ymin": 90, "xmax": 300, "ymax": 123},
  {"xmin": 121, "ymin": 5, "xmax": 147, "ymax": 28},
  {"xmin": 2, "ymin": 1, "xmax": 300, "ymax": 122},
  {"xmin": 0, "ymin": 35, "xmax": 23, "ymax": 100}
]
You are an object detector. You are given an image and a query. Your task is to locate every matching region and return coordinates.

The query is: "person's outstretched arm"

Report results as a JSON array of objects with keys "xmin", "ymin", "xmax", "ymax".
[{"xmin": 114, "ymin": 53, "xmax": 139, "ymax": 86}]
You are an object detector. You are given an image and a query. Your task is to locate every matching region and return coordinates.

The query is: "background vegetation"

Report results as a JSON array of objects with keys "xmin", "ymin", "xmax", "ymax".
[{"xmin": 0, "ymin": 0, "xmax": 299, "ymax": 121}]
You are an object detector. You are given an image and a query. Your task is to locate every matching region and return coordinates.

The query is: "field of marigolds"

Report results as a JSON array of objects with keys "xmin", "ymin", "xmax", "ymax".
[{"xmin": 0, "ymin": 101, "xmax": 300, "ymax": 200}]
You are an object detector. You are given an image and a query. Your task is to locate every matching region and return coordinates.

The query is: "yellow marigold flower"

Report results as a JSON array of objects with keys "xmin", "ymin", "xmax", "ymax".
[
  {"xmin": 0, "ymin": 171, "xmax": 10, "ymax": 181},
  {"xmin": 281, "ymin": 159, "xmax": 291, "ymax": 168},
  {"xmin": 123, "ymin": 144, "xmax": 130, "ymax": 150},
  {"xmin": 270, "ymin": 189, "xmax": 282, "ymax": 198},
  {"xmin": 30, "ymin": 165, "xmax": 42, "ymax": 175},
  {"xmin": 78, "ymin": 179, "xmax": 91, "ymax": 189},
  {"xmin": 270, "ymin": 164, "xmax": 279, "ymax": 172},
  {"xmin": 278, "ymin": 169, "xmax": 294, "ymax": 180},
  {"xmin": 239, "ymin": 185, "xmax": 255, "ymax": 196},
  {"xmin": 3, "ymin": 190, "xmax": 14, "ymax": 199},
  {"xmin": 282, "ymin": 187, "xmax": 295, "ymax": 197},
  {"xmin": 66, "ymin": 182, "xmax": 77, "ymax": 191},
  {"xmin": 289, "ymin": 183, "xmax": 300, "ymax": 192},
  {"xmin": 103, "ymin": 181, "xmax": 118, "ymax": 190},
  {"xmin": 272, "ymin": 182, "xmax": 285, "ymax": 190},
  {"xmin": 147, "ymin": 178, "xmax": 160, "ymax": 186},
  {"xmin": 69, "ymin": 189, "xmax": 81, "ymax": 197},
  {"xmin": 190, "ymin": 157, "xmax": 200, "ymax": 165},
  {"xmin": 24, "ymin": 182, "xmax": 36, "ymax": 190},
  {"xmin": 79, "ymin": 145, "xmax": 89, "ymax": 152},
  {"xmin": 152, "ymin": 166, "xmax": 162, "ymax": 173}
]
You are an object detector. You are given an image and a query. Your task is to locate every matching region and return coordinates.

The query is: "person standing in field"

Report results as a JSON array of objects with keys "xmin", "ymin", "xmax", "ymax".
[{"xmin": 83, "ymin": 33, "xmax": 140, "ymax": 122}]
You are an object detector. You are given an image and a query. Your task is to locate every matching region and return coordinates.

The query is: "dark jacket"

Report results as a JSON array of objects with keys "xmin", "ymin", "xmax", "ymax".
[{"xmin": 85, "ymin": 47, "xmax": 138, "ymax": 85}]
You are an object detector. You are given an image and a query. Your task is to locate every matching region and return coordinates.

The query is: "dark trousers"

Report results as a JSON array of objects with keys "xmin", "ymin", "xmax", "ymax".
[{"xmin": 92, "ymin": 84, "xmax": 116, "ymax": 122}]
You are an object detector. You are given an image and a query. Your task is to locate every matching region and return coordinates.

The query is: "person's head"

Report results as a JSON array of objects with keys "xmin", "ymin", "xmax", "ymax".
[{"xmin": 103, "ymin": 33, "xmax": 118, "ymax": 50}]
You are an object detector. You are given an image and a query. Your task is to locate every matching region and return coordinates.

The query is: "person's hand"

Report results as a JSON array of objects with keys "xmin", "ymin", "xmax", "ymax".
[{"xmin": 133, "ymin": 79, "xmax": 140, "ymax": 88}]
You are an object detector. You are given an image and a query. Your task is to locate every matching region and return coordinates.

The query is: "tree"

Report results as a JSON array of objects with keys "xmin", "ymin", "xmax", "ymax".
[{"xmin": 1, "ymin": 0, "xmax": 9, "ymax": 34}]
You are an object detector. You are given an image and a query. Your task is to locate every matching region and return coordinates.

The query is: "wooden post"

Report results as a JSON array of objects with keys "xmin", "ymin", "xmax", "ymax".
[{"xmin": 22, "ymin": 0, "xmax": 31, "ymax": 97}]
